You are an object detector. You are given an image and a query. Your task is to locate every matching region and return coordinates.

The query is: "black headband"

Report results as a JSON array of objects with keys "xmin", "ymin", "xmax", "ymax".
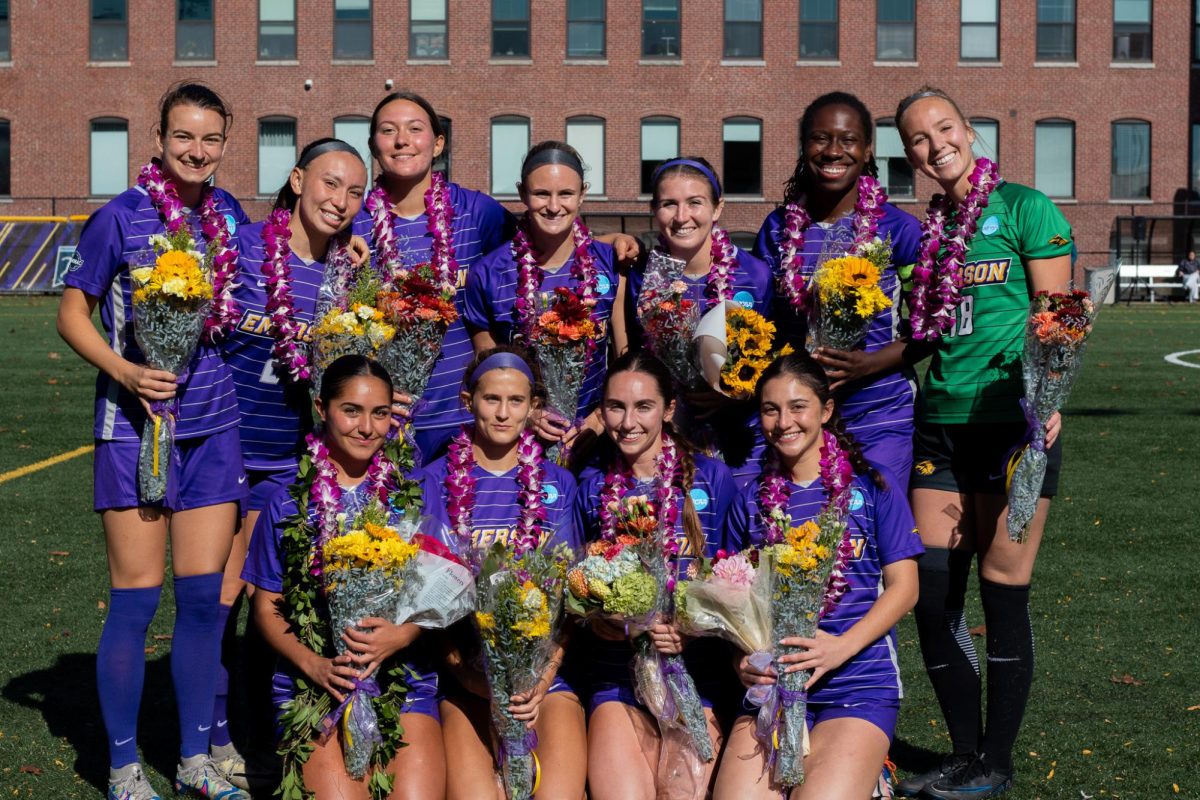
[
  {"xmin": 296, "ymin": 139, "xmax": 364, "ymax": 169},
  {"xmin": 521, "ymin": 147, "xmax": 585, "ymax": 179}
]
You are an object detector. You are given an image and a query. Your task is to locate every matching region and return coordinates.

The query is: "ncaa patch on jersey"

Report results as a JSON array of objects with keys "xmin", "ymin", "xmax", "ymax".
[
  {"xmin": 689, "ymin": 487, "xmax": 710, "ymax": 511},
  {"xmin": 596, "ymin": 274, "xmax": 612, "ymax": 296},
  {"xmin": 981, "ymin": 216, "xmax": 1000, "ymax": 236},
  {"xmin": 224, "ymin": 213, "xmax": 238, "ymax": 235},
  {"xmin": 733, "ymin": 290, "xmax": 755, "ymax": 308},
  {"xmin": 542, "ymin": 484, "xmax": 560, "ymax": 505},
  {"xmin": 1048, "ymin": 234, "xmax": 1070, "ymax": 247},
  {"xmin": 849, "ymin": 488, "xmax": 865, "ymax": 512}
]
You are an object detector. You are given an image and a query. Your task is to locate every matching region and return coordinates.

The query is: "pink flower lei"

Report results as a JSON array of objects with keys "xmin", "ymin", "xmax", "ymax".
[
  {"xmin": 137, "ymin": 160, "xmax": 239, "ymax": 340},
  {"xmin": 364, "ymin": 170, "xmax": 458, "ymax": 293},
  {"xmin": 599, "ymin": 432, "xmax": 683, "ymax": 554},
  {"xmin": 758, "ymin": 428, "xmax": 856, "ymax": 615},
  {"xmin": 305, "ymin": 432, "xmax": 395, "ymax": 580},
  {"xmin": 910, "ymin": 158, "xmax": 1002, "ymax": 340},
  {"xmin": 705, "ymin": 225, "xmax": 738, "ymax": 307},
  {"xmin": 261, "ymin": 208, "xmax": 310, "ymax": 383},
  {"xmin": 446, "ymin": 425, "xmax": 546, "ymax": 562},
  {"xmin": 777, "ymin": 175, "xmax": 887, "ymax": 312},
  {"xmin": 512, "ymin": 216, "xmax": 600, "ymax": 344}
]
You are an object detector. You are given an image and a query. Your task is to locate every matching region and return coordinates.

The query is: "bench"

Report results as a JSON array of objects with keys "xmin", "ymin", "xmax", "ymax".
[{"xmin": 1116, "ymin": 263, "xmax": 1183, "ymax": 302}]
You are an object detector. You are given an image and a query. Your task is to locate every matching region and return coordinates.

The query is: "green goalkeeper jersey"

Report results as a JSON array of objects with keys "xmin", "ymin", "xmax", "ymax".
[{"xmin": 921, "ymin": 181, "xmax": 1074, "ymax": 424}]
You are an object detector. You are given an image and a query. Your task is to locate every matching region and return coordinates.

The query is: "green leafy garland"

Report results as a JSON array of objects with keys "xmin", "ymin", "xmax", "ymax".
[{"xmin": 275, "ymin": 440, "xmax": 426, "ymax": 800}]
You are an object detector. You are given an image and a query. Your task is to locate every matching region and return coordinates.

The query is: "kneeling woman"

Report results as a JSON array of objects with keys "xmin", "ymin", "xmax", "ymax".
[
  {"xmin": 417, "ymin": 346, "xmax": 587, "ymax": 800},
  {"xmin": 242, "ymin": 355, "xmax": 444, "ymax": 799},
  {"xmin": 713, "ymin": 352, "xmax": 921, "ymax": 800},
  {"xmin": 576, "ymin": 351, "xmax": 738, "ymax": 800}
]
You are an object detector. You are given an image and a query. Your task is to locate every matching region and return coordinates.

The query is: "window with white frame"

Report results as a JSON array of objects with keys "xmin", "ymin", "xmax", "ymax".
[
  {"xmin": 259, "ymin": 118, "xmax": 296, "ymax": 196},
  {"xmin": 1035, "ymin": 120, "xmax": 1074, "ymax": 198},
  {"xmin": 491, "ymin": 116, "xmax": 529, "ymax": 196},
  {"xmin": 566, "ymin": 117, "xmax": 605, "ymax": 195},
  {"xmin": 91, "ymin": 119, "xmax": 128, "ymax": 196},
  {"xmin": 640, "ymin": 117, "xmax": 679, "ymax": 194},
  {"xmin": 875, "ymin": 120, "xmax": 914, "ymax": 199}
]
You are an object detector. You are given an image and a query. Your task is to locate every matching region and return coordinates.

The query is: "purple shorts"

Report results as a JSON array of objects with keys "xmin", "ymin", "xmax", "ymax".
[
  {"xmin": 806, "ymin": 697, "xmax": 900, "ymax": 743},
  {"xmin": 851, "ymin": 423, "xmax": 914, "ymax": 497},
  {"xmin": 271, "ymin": 661, "xmax": 441, "ymax": 739},
  {"xmin": 247, "ymin": 466, "xmax": 297, "ymax": 514},
  {"xmin": 585, "ymin": 636, "xmax": 729, "ymax": 715},
  {"xmin": 93, "ymin": 427, "xmax": 248, "ymax": 513}
]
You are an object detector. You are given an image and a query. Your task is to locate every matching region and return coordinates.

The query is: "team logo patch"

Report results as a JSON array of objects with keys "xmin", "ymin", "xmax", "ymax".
[
  {"xmin": 223, "ymin": 213, "xmax": 238, "ymax": 236},
  {"xmin": 848, "ymin": 488, "xmax": 865, "ymax": 511},
  {"xmin": 915, "ymin": 460, "xmax": 935, "ymax": 476},
  {"xmin": 733, "ymin": 290, "xmax": 755, "ymax": 308},
  {"xmin": 960, "ymin": 258, "xmax": 1011, "ymax": 288},
  {"xmin": 65, "ymin": 251, "xmax": 84, "ymax": 273},
  {"xmin": 689, "ymin": 488, "xmax": 710, "ymax": 511},
  {"xmin": 1048, "ymin": 234, "xmax": 1070, "ymax": 247},
  {"xmin": 980, "ymin": 216, "xmax": 1000, "ymax": 236},
  {"xmin": 596, "ymin": 274, "xmax": 612, "ymax": 297},
  {"xmin": 542, "ymin": 484, "xmax": 560, "ymax": 505}
]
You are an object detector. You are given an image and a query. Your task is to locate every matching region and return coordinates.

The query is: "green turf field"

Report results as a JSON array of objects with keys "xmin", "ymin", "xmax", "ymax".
[{"xmin": 0, "ymin": 296, "xmax": 1196, "ymax": 798}]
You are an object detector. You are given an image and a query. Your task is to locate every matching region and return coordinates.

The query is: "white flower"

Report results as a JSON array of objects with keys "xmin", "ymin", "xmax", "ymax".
[
  {"xmin": 161, "ymin": 276, "xmax": 188, "ymax": 297},
  {"xmin": 355, "ymin": 304, "xmax": 376, "ymax": 320},
  {"xmin": 148, "ymin": 234, "xmax": 172, "ymax": 252},
  {"xmin": 130, "ymin": 267, "xmax": 153, "ymax": 285}
]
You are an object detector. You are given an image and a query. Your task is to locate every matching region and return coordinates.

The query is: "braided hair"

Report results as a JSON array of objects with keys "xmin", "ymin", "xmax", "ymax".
[{"xmin": 783, "ymin": 91, "xmax": 880, "ymax": 205}]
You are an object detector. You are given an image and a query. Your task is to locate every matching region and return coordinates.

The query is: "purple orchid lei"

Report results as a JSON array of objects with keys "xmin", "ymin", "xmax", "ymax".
[
  {"xmin": 446, "ymin": 426, "xmax": 546, "ymax": 564},
  {"xmin": 758, "ymin": 428, "xmax": 856, "ymax": 616},
  {"xmin": 777, "ymin": 175, "xmax": 887, "ymax": 312},
  {"xmin": 365, "ymin": 170, "xmax": 459, "ymax": 294},
  {"xmin": 512, "ymin": 216, "xmax": 600, "ymax": 346},
  {"xmin": 910, "ymin": 157, "xmax": 1002, "ymax": 340},
  {"xmin": 261, "ymin": 208, "xmax": 311, "ymax": 382},
  {"xmin": 704, "ymin": 225, "xmax": 738, "ymax": 307},
  {"xmin": 599, "ymin": 432, "xmax": 683, "ymax": 556},
  {"xmin": 137, "ymin": 159, "xmax": 239, "ymax": 340},
  {"xmin": 305, "ymin": 432, "xmax": 395, "ymax": 581}
]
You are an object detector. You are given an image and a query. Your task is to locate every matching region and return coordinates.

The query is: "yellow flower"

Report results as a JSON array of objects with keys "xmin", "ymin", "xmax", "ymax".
[{"xmin": 130, "ymin": 266, "xmax": 154, "ymax": 285}]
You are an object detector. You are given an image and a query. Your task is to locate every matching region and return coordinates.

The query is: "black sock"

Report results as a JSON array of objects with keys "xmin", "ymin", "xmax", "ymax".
[
  {"xmin": 914, "ymin": 547, "xmax": 981, "ymax": 755},
  {"xmin": 979, "ymin": 578, "xmax": 1034, "ymax": 773}
]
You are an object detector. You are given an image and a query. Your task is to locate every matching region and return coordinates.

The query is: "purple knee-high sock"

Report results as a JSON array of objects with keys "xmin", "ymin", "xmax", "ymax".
[
  {"xmin": 210, "ymin": 603, "xmax": 234, "ymax": 748},
  {"xmin": 97, "ymin": 585, "xmax": 162, "ymax": 769},
  {"xmin": 171, "ymin": 573, "xmax": 224, "ymax": 759}
]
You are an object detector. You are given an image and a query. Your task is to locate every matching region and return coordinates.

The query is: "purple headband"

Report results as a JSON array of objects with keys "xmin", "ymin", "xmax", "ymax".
[
  {"xmin": 651, "ymin": 158, "xmax": 722, "ymax": 200},
  {"xmin": 468, "ymin": 351, "xmax": 535, "ymax": 390}
]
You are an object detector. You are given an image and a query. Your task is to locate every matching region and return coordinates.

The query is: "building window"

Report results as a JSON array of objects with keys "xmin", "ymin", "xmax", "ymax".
[
  {"xmin": 1, "ymin": 0, "xmax": 12, "ymax": 61},
  {"xmin": 640, "ymin": 117, "xmax": 679, "ymax": 194},
  {"xmin": 1035, "ymin": 120, "xmax": 1074, "ymax": 198},
  {"xmin": 491, "ymin": 116, "xmax": 528, "ymax": 196},
  {"xmin": 723, "ymin": 117, "xmax": 762, "ymax": 196},
  {"xmin": 970, "ymin": 118, "xmax": 998, "ymax": 160},
  {"xmin": 334, "ymin": 0, "xmax": 371, "ymax": 59},
  {"xmin": 91, "ymin": 0, "xmax": 128, "ymax": 61},
  {"xmin": 410, "ymin": 0, "xmax": 447, "ymax": 59},
  {"xmin": 566, "ymin": 116, "xmax": 605, "ymax": 195},
  {"xmin": 877, "ymin": 0, "xmax": 915, "ymax": 60},
  {"xmin": 567, "ymin": 0, "xmax": 605, "ymax": 58},
  {"xmin": 1113, "ymin": 0, "xmax": 1151, "ymax": 61},
  {"xmin": 1194, "ymin": 0, "xmax": 1200, "ymax": 62},
  {"xmin": 799, "ymin": 0, "xmax": 838, "ymax": 60},
  {"xmin": 90, "ymin": 119, "xmax": 128, "ymax": 196},
  {"xmin": 1112, "ymin": 120, "xmax": 1150, "ymax": 199},
  {"xmin": 1192, "ymin": 123, "xmax": 1200, "ymax": 191},
  {"xmin": 724, "ymin": 0, "xmax": 762, "ymax": 58},
  {"xmin": 492, "ymin": 0, "xmax": 530, "ymax": 57},
  {"xmin": 0, "ymin": 120, "xmax": 9, "ymax": 196},
  {"xmin": 642, "ymin": 0, "xmax": 680, "ymax": 57},
  {"xmin": 176, "ymin": 1, "xmax": 214, "ymax": 61},
  {"xmin": 259, "ymin": 0, "xmax": 296, "ymax": 59},
  {"xmin": 434, "ymin": 116, "xmax": 452, "ymax": 179},
  {"xmin": 1036, "ymin": 0, "xmax": 1074, "ymax": 60},
  {"xmin": 961, "ymin": 0, "xmax": 997, "ymax": 60},
  {"xmin": 875, "ymin": 120, "xmax": 914, "ymax": 199},
  {"xmin": 259, "ymin": 118, "xmax": 296, "ymax": 196},
  {"xmin": 333, "ymin": 116, "xmax": 372, "ymax": 179}
]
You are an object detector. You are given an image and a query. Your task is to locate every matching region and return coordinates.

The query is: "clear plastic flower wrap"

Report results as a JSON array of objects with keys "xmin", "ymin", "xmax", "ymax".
[
  {"xmin": 636, "ymin": 250, "xmax": 704, "ymax": 389},
  {"xmin": 806, "ymin": 235, "xmax": 894, "ymax": 353},
  {"xmin": 309, "ymin": 264, "xmax": 395, "ymax": 400},
  {"xmin": 528, "ymin": 287, "xmax": 596, "ymax": 461}
]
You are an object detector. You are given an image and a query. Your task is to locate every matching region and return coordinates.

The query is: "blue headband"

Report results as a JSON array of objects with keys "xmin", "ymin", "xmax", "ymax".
[
  {"xmin": 468, "ymin": 352, "xmax": 535, "ymax": 390},
  {"xmin": 651, "ymin": 158, "xmax": 722, "ymax": 200}
]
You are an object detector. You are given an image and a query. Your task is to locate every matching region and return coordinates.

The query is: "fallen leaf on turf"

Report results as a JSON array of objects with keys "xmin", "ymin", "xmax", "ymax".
[
  {"xmin": 969, "ymin": 625, "xmax": 987, "ymax": 637},
  {"xmin": 49, "ymin": 551, "xmax": 69, "ymax": 557},
  {"xmin": 152, "ymin": 634, "xmax": 172, "ymax": 641},
  {"xmin": 47, "ymin": 352, "xmax": 60, "ymax": 360},
  {"xmin": 1082, "ymin": 749, "xmax": 1092, "ymax": 755},
  {"xmin": 18, "ymin": 765, "xmax": 42, "ymax": 775},
  {"xmin": 53, "ymin": 760, "xmax": 64, "ymax": 769},
  {"xmin": 97, "ymin": 601, "xmax": 106, "ymax": 610},
  {"xmin": 1187, "ymin": 705, "xmax": 1200, "ymax": 711},
  {"xmin": 1174, "ymin": 785, "xmax": 1179, "ymax": 793},
  {"xmin": 46, "ymin": 379, "xmax": 57, "ymax": 385},
  {"xmin": 144, "ymin": 646, "xmax": 156, "ymax": 654},
  {"xmin": 1110, "ymin": 673, "xmax": 1144, "ymax": 686}
]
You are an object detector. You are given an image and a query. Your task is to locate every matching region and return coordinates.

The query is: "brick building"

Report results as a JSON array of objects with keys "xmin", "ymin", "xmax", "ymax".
[{"xmin": 0, "ymin": 0, "xmax": 1194, "ymax": 271}]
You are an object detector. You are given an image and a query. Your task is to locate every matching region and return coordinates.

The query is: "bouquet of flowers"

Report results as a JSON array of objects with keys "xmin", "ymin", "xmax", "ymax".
[
  {"xmin": 130, "ymin": 229, "xmax": 215, "ymax": 501},
  {"xmin": 636, "ymin": 250, "xmax": 703, "ymax": 389},
  {"xmin": 309, "ymin": 265, "xmax": 396, "ymax": 399},
  {"xmin": 1006, "ymin": 287, "xmax": 1104, "ymax": 541},
  {"xmin": 474, "ymin": 542, "xmax": 574, "ymax": 800},
  {"xmin": 566, "ymin": 492, "xmax": 714, "ymax": 789},
  {"xmin": 694, "ymin": 301, "xmax": 790, "ymax": 400},
  {"xmin": 528, "ymin": 286, "xmax": 597, "ymax": 458},
  {"xmin": 321, "ymin": 502, "xmax": 422, "ymax": 779},
  {"xmin": 807, "ymin": 244, "xmax": 893, "ymax": 352},
  {"xmin": 374, "ymin": 265, "xmax": 459, "ymax": 405}
]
